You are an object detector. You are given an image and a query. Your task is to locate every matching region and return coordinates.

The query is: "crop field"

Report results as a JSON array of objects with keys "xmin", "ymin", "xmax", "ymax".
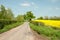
[
  {"xmin": 30, "ymin": 20, "xmax": 60, "ymax": 40},
  {"xmin": 32, "ymin": 20, "xmax": 60, "ymax": 28}
]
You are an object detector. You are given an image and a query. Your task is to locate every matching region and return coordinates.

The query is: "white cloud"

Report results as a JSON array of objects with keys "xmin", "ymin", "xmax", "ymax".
[
  {"xmin": 20, "ymin": 2, "xmax": 36, "ymax": 7},
  {"xmin": 48, "ymin": 0, "xmax": 59, "ymax": 3},
  {"xmin": 31, "ymin": 2, "xmax": 35, "ymax": 5},
  {"xmin": 48, "ymin": 7, "xmax": 60, "ymax": 10},
  {"xmin": 20, "ymin": 3, "xmax": 31, "ymax": 7},
  {"xmin": 52, "ymin": 0, "xmax": 58, "ymax": 2},
  {"xmin": 55, "ymin": 7, "xmax": 60, "ymax": 10},
  {"xmin": 20, "ymin": 2, "xmax": 39, "ymax": 10},
  {"xmin": 31, "ymin": 2, "xmax": 39, "ymax": 9}
]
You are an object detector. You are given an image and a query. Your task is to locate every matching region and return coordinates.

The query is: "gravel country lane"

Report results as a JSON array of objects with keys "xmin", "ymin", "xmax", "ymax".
[{"xmin": 0, "ymin": 22, "xmax": 49, "ymax": 40}]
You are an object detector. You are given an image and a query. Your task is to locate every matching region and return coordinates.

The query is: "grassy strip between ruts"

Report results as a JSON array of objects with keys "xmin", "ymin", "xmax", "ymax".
[
  {"xmin": 30, "ymin": 23, "xmax": 60, "ymax": 40},
  {"xmin": 0, "ymin": 22, "xmax": 23, "ymax": 34}
]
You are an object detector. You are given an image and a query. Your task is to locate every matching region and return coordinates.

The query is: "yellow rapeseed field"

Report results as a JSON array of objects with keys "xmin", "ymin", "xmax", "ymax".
[{"xmin": 32, "ymin": 20, "xmax": 60, "ymax": 28}]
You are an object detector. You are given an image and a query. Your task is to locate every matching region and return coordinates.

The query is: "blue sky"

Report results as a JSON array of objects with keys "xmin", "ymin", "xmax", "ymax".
[{"xmin": 0, "ymin": 0, "xmax": 60, "ymax": 17}]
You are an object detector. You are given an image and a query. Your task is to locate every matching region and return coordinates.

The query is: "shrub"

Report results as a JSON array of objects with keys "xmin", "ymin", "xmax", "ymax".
[
  {"xmin": 0, "ymin": 22, "xmax": 23, "ymax": 33},
  {"xmin": 0, "ymin": 20, "xmax": 17, "ymax": 29},
  {"xmin": 30, "ymin": 21, "xmax": 45, "ymax": 26}
]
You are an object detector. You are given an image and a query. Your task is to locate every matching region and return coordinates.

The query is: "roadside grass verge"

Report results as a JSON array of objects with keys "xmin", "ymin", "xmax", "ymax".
[
  {"xmin": 30, "ymin": 23, "xmax": 60, "ymax": 40},
  {"xmin": 0, "ymin": 22, "xmax": 23, "ymax": 34}
]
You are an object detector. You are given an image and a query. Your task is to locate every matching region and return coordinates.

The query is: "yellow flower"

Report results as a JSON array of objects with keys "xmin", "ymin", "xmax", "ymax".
[{"xmin": 32, "ymin": 20, "xmax": 60, "ymax": 28}]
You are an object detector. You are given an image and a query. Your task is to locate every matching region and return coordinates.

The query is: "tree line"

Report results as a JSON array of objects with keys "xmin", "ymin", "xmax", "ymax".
[
  {"xmin": 0, "ymin": 5, "xmax": 35, "ymax": 29},
  {"xmin": 0, "ymin": 5, "xmax": 60, "ymax": 29},
  {"xmin": 0, "ymin": 5, "xmax": 14, "ymax": 20},
  {"xmin": 37, "ymin": 16, "xmax": 60, "ymax": 20}
]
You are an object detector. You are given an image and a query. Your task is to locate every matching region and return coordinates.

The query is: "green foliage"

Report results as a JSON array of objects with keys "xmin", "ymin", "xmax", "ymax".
[
  {"xmin": 16, "ymin": 15, "xmax": 24, "ymax": 22},
  {"xmin": 37, "ymin": 16, "xmax": 43, "ymax": 20},
  {"xmin": 0, "ymin": 20, "xmax": 17, "ymax": 29},
  {"xmin": 30, "ymin": 23, "xmax": 60, "ymax": 40},
  {"xmin": 24, "ymin": 11, "xmax": 35, "ymax": 21},
  {"xmin": 0, "ymin": 5, "xmax": 14, "ymax": 20},
  {"xmin": 30, "ymin": 21, "xmax": 45, "ymax": 26},
  {"xmin": 37, "ymin": 16, "xmax": 60, "ymax": 20},
  {"xmin": 0, "ymin": 5, "xmax": 7, "ymax": 19},
  {"xmin": 0, "ymin": 5, "xmax": 15, "ymax": 29},
  {"xmin": 0, "ymin": 22, "xmax": 23, "ymax": 33},
  {"xmin": 0, "ymin": 5, "xmax": 24, "ymax": 33},
  {"xmin": 6, "ymin": 8, "xmax": 14, "ymax": 20}
]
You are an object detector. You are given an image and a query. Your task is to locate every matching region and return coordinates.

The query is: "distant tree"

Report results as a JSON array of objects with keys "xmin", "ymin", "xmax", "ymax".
[
  {"xmin": 37, "ymin": 16, "xmax": 43, "ymax": 20},
  {"xmin": 44, "ymin": 16, "xmax": 48, "ymax": 20},
  {"xmin": 24, "ymin": 14, "xmax": 27, "ymax": 20},
  {"xmin": 49, "ymin": 16, "xmax": 60, "ymax": 20},
  {"xmin": 24, "ymin": 11, "xmax": 35, "ymax": 21},
  {"xmin": 16, "ymin": 15, "xmax": 24, "ymax": 22}
]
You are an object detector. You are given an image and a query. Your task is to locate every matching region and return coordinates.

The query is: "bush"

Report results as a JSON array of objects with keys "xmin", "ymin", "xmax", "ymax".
[
  {"xmin": 0, "ymin": 22, "xmax": 23, "ymax": 33},
  {"xmin": 30, "ymin": 21, "xmax": 45, "ymax": 26},
  {"xmin": 0, "ymin": 20, "xmax": 17, "ymax": 29}
]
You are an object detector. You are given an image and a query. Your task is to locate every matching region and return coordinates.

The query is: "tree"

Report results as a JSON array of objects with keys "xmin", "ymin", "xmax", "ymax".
[
  {"xmin": 0, "ymin": 5, "xmax": 15, "ymax": 29},
  {"xmin": 24, "ymin": 11, "xmax": 35, "ymax": 21},
  {"xmin": 0, "ymin": 11, "xmax": 1, "ymax": 18},
  {"xmin": 37, "ymin": 16, "xmax": 43, "ymax": 20},
  {"xmin": 0, "ymin": 5, "xmax": 7, "ymax": 19},
  {"xmin": 49, "ymin": 16, "xmax": 60, "ymax": 20},
  {"xmin": 16, "ymin": 15, "xmax": 24, "ymax": 22},
  {"xmin": 0, "ymin": 5, "xmax": 14, "ymax": 20},
  {"xmin": 44, "ymin": 16, "xmax": 48, "ymax": 20},
  {"xmin": 6, "ymin": 8, "xmax": 14, "ymax": 20}
]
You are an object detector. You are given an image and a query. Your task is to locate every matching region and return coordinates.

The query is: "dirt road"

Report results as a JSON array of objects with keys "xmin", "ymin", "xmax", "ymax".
[{"xmin": 0, "ymin": 22, "xmax": 49, "ymax": 40}]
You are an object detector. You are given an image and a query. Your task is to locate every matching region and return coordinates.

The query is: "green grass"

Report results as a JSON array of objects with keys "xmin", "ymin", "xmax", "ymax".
[
  {"xmin": 0, "ymin": 22, "xmax": 23, "ymax": 33},
  {"xmin": 30, "ymin": 23, "xmax": 60, "ymax": 40}
]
